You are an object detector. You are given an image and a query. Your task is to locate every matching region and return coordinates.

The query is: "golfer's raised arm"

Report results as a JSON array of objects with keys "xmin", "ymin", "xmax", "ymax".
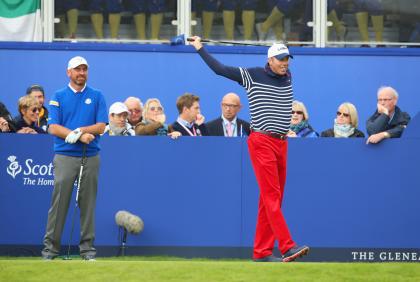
[{"xmin": 190, "ymin": 36, "xmax": 242, "ymax": 83}]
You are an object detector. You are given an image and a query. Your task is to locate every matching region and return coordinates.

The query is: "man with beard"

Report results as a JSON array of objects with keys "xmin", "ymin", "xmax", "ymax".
[
  {"xmin": 41, "ymin": 56, "xmax": 107, "ymax": 261},
  {"xmin": 103, "ymin": 102, "xmax": 135, "ymax": 136}
]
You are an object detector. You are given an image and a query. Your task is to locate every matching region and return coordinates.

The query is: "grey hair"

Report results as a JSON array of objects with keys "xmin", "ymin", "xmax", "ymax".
[
  {"xmin": 377, "ymin": 86, "xmax": 399, "ymax": 99},
  {"xmin": 124, "ymin": 96, "xmax": 143, "ymax": 108}
]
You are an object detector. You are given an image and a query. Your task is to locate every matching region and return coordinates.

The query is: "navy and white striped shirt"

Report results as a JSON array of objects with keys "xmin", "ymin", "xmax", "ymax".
[{"xmin": 198, "ymin": 48, "xmax": 293, "ymax": 134}]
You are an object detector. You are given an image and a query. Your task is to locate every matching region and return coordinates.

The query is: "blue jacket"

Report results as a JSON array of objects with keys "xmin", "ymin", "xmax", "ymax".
[
  {"xmin": 296, "ymin": 126, "xmax": 318, "ymax": 138},
  {"xmin": 366, "ymin": 106, "xmax": 410, "ymax": 137}
]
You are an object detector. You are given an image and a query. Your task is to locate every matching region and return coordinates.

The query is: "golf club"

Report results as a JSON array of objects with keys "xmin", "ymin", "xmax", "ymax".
[
  {"xmin": 63, "ymin": 144, "xmax": 87, "ymax": 260},
  {"xmin": 186, "ymin": 36, "xmax": 288, "ymax": 47},
  {"xmin": 186, "ymin": 37, "xmax": 269, "ymax": 46},
  {"xmin": 169, "ymin": 34, "xmax": 287, "ymax": 47}
]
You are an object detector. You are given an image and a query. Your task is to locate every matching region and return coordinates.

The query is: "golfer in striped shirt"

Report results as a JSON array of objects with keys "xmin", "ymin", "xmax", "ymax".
[{"xmin": 190, "ymin": 36, "xmax": 309, "ymax": 263}]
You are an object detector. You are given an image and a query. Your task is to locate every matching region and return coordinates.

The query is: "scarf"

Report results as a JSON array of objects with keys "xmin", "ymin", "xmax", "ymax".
[
  {"xmin": 333, "ymin": 119, "xmax": 355, "ymax": 138},
  {"xmin": 156, "ymin": 124, "xmax": 168, "ymax": 136},
  {"xmin": 290, "ymin": 120, "xmax": 309, "ymax": 134}
]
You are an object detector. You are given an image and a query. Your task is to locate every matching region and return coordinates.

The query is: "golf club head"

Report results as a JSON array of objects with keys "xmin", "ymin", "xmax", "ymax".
[{"xmin": 62, "ymin": 256, "xmax": 72, "ymax": 260}]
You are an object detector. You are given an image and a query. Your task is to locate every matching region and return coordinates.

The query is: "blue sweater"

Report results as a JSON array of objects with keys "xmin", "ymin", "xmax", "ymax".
[{"xmin": 48, "ymin": 85, "xmax": 107, "ymax": 157}]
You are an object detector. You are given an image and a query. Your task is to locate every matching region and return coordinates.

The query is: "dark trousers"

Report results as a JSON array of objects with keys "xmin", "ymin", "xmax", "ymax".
[
  {"xmin": 42, "ymin": 154, "xmax": 100, "ymax": 257},
  {"xmin": 247, "ymin": 132, "xmax": 295, "ymax": 259}
]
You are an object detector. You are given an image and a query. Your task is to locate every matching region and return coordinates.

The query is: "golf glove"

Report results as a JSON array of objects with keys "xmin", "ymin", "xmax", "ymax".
[{"xmin": 65, "ymin": 128, "xmax": 83, "ymax": 144}]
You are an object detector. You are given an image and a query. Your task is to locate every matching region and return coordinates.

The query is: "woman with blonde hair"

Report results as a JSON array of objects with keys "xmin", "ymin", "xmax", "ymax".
[
  {"xmin": 287, "ymin": 100, "xmax": 318, "ymax": 138},
  {"xmin": 321, "ymin": 102, "xmax": 365, "ymax": 138},
  {"xmin": 135, "ymin": 98, "xmax": 181, "ymax": 138},
  {"xmin": 14, "ymin": 96, "xmax": 46, "ymax": 134}
]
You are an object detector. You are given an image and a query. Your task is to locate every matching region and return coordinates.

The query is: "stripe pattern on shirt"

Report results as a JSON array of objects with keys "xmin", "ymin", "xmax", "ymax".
[{"xmin": 240, "ymin": 68, "xmax": 293, "ymax": 134}]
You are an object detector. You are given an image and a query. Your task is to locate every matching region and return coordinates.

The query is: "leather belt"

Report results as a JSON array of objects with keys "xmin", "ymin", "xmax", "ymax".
[{"xmin": 251, "ymin": 128, "xmax": 288, "ymax": 140}]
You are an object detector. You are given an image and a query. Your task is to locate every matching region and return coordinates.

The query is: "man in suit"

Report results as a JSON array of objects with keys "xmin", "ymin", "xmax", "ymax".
[
  {"xmin": 206, "ymin": 93, "xmax": 250, "ymax": 137},
  {"xmin": 171, "ymin": 93, "xmax": 207, "ymax": 136}
]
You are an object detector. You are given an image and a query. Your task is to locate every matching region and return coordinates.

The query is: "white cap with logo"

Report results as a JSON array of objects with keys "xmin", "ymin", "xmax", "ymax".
[
  {"xmin": 67, "ymin": 56, "xmax": 89, "ymax": 70},
  {"xmin": 267, "ymin": 43, "xmax": 293, "ymax": 60},
  {"xmin": 109, "ymin": 102, "xmax": 129, "ymax": 115}
]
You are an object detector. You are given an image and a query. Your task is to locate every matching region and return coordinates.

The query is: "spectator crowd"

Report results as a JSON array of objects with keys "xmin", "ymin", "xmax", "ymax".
[{"xmin": 0, "ymin": 82, "xmax": 411, "ymax": 145}]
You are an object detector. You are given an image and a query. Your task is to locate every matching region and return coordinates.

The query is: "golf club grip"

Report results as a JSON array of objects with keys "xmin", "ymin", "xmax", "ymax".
[{"xmin": 186, "ymin": 37, "xmax": 210, "ymax": 43}]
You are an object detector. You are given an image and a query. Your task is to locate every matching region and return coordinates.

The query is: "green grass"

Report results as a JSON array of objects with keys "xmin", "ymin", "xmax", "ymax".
[{"xmin": 0, "ymin": 257, "xmax": 419, "ymax": 282}]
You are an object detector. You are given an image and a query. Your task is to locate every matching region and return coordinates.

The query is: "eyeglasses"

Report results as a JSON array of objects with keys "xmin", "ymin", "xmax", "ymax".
[
  {"xmin": 222, "ymin": 103, "xmax": 239, "ymax": 109},
  {"xmin": 336, "ymin": 111, "xmax": 350, "ymax": 118},
  {"xmin": 292, "ymin": 111, "xmax": 303, "ymax": 115},
  {"xmin": 31, "ymin": 107, "xmax": 41, "ymax": 113},
  {"xmin": 377, "ymin": 98, "xmax": 393, "ymax": 102},
  {"xmin": 150, "ymin": 106, "xmax": 163, "ymax": 111},
  {"xmin": 129, "ymin": 109, "xmax": 141, "ymax": 114}
]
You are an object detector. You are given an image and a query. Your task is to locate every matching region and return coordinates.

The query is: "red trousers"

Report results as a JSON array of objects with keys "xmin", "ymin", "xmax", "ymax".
[{"xmin": 248, "ymin": 132, "xmax": 295, "ymax": 259}]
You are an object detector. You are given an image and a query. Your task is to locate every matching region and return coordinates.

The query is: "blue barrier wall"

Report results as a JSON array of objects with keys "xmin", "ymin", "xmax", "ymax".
[
  {"xmin": 1, "ymin": 134, "xmax": 420, "ymax": 261},
  {"xmin": 1, "ymin": 42, "xmax": 420, "ymax": 134}
]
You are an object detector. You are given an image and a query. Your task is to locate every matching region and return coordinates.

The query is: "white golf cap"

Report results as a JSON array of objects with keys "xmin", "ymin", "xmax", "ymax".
[
  {"xmin": 67, "ymin": 56, "xmax": 88, "ymax": 70},
  {"xmin": 267, "ymin": 43, "xmax": 293, "ymax": 60},
  {"xmin": 109, "ymin": 102, "xmax": 129, "ymax": 115}
]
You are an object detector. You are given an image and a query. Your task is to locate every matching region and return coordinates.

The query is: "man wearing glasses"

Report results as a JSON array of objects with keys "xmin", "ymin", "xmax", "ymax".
[
  {"xmin": 190, "ymin": 36, "xmax": 309, "ymax": 262},
  {"xmin": 206, "ymin": 92, "xmax": 250, "ymax": 137},
  {"xmin": 124, "ymin": 96, "xmax": 143, "ymax": 128},
  {"xmin": 366, "ymin": 86, "xmax": 411, "ymax": 144}
]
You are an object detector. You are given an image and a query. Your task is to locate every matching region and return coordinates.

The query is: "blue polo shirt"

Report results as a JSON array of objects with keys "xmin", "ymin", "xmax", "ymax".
[{"xmin": 48, "ymin": 84, "xmax": 107, "ymax": 157}]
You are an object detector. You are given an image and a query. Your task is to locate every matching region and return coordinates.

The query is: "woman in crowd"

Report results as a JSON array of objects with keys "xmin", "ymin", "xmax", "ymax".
[
  {"xmin": 321, "ymin": 102, "xmax": 365, "ymax": 138},
  {"xmin": 135, "ymin": 98, "xmax": 181, "ymax": 138},
  {"xmin": 287, "ymin": 100, "xmax": 318, "ymax": 138},
  {"xmin": 14, "ymin": 96, "xmax": 46, "ymax": 134}
]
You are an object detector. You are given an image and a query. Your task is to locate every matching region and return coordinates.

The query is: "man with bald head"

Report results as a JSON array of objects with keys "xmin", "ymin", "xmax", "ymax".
[
  {"xmin": 366, "ymin": 86, "xmax": 410, "ymax": 144},
  {"xmin": 205, "ymin": 92, "xmax": 250, "ymax": 137},
  {"xmin": 124, "ymin": 96, "xmax": 143, "ymax": 127}
]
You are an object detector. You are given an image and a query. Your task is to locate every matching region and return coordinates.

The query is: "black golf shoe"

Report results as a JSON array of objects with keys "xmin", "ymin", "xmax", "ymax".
[{"xmin": 282, "ymin": 245, "xmax": 309, "ymax": 262}]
